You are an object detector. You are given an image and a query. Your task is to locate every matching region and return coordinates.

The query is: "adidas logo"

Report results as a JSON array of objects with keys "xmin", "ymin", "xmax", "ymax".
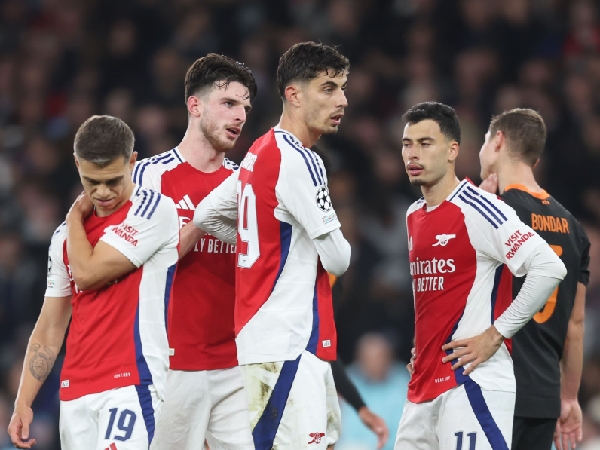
[{"xmin": 176, "ymin": 195, "xmax": 195, "ymax": 210}]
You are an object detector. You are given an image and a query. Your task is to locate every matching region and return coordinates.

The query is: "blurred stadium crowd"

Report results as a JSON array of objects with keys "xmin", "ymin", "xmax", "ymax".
[{"xmin": 1, "ymin": 0, "xmax": 600, "ymax": 448}]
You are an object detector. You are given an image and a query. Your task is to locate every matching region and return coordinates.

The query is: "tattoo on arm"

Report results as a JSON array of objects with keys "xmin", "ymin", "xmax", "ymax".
[{"xmin": 29, "ymin": 343, "xmax": 57, "ymax": 382}]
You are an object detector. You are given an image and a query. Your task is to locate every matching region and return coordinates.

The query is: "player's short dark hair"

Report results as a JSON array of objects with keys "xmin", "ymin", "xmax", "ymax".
[
  {"xmin": 74, "ymin": 115, "xmax": 134, "ymax": 167},
  {"xmin": 277, "ymin": 41, "xmax": 350, "ymax": 99},
  {"xmin": 402, "ymin": 102, "xmax": 461, "ymax": 144},
  {"xmin": 489, "ymin": 108, "xmax": 546, "ymax": 166},
  {"xmin": 184, "ymin": 53, "xmax": 257, "ymax": 103}
]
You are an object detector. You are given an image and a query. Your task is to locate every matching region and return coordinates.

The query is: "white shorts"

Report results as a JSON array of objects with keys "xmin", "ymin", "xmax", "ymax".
[
  {"xmin": 60, "ymin": 384, "xmax": 161, "ymax": 450},
  {"xmin": 151, "ymin": 366, "xmax": 253, "ymax": 450},
  {"xmin": 395, "ymin": 380, "xmax": 515, "ymax": 450},
  {"xmin": 243, "ymin": 350, "xmax": 341, "ymax": 450}
]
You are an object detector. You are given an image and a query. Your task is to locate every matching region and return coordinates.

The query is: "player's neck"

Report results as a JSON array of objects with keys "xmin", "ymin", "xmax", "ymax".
[
  {"xmin": 278, "ymin": 113, "xmax": 320, "ymax": 148},
  {"xmin": 421, "ymin": 173, "xmax": 460, "ymax": 208},
  {"xmin": 178, "ymin": 129, "xmax": 225, "ymax": 173},
  {"xmin": 497, "ymin": 163, "xmax": 541, "ymax": 195}
]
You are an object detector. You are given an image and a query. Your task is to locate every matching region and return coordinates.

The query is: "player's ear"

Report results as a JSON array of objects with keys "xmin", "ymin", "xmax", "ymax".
[
  {"xmin": 187, "ymin": 95, "xmax": 202, "ymax": 118},
  {"xmin": 73, "ymin": 153, "xmax": 80, "ymax": 169},
  {"xmin": 129, "ymin": 152, "xmax": 137, "ymax": 170},
  {"xmin": 495, "ymin": 130, "xmax": 505, "ymax": 152},
  {"xmin": 532, "ymin": 158, "xmax": 540, "ymax": 169},
  {"xmin": 448, "ymin": 141, "xmax": 459, "ymax": 162},
  {"xmin": 284, "ymin": 84, "xmax": 302, "ymax": 108}
]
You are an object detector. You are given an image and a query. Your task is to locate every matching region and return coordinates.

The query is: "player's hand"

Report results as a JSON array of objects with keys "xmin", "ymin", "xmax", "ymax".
[
  {"xmin": 358, "ymin": 406, "xmax": 389, "ymax": 449},
  {"xmin": 479, "ymin": 173, "xmax": 498, "ymax": 194},
  {"xmin": 67, "ymin": 192, "xmax": 94, "ymax": 221},
  {"xmin": 8, "ymin": 404, "xmax": 37, "ymax": 448},
  {"xmin": 441, "ymin": 326, "xmax": 504, "ymax": 376},
  {"xmin": 554, "ymin": 398, "xmax": 583, "ymax": 450},
  {"xmin": 407, "ymin": 347, "xmax": 416, "ymax": 376}
]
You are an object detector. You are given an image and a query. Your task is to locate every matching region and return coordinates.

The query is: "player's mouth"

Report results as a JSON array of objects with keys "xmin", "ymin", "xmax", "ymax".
[
  {"xmin": 95, "ymin": 198, "xmax": 115, "ymax": 208},
  {"xmin": 407, "ymin": 163, "xmax": 424, "ymax": 176},
  {"xmin": 330, "ymin": 113, "xmax": 344, "ymax": 125},
  {"xmin": 225, "ymin": 126, "xmax": 241, "ymax": 140}
]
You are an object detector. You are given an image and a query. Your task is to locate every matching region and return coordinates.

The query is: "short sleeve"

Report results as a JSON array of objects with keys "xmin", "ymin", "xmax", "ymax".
[
  {"xmin": 132, "ymin": 159, "xmax": 162, "ymax": 191},
  {"xmin": 460, "ymin": 186, "xmax": 546, "ymax": 276},
  {"xmin": 100, "ymin": 193, "xmax": 179, "ymax": 267},
  {"xmin": 277, "ymin": 149, "xmax": 341, "ymax": 239},
  {"xmin": 45, "ymin": 224, "xmax": 72, "ymax": 297}
]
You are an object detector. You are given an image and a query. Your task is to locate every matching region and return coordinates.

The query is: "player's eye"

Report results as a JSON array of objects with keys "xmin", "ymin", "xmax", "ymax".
[{"xmin": 224, "ymin": 101, "xmax": 234, "ymax": 107}]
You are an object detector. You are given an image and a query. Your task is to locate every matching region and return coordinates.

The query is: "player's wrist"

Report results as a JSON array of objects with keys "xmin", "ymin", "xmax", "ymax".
[
  {"xmin": 488, "ymin": 325, "xmax": 506, "ymax": 344},
  {"xmin": 14, "ymin": 398, "xmax": 32, "ymax": 409}
]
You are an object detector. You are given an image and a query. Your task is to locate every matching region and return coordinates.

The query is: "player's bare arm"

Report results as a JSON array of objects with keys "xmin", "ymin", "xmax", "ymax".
[
  {"xmin": 9, "ymin": 295, "xmax": 72, "ymax": 449},
  {"xmin": 554, "ymin": 281, "xmax": 586, "ymax": 450},
  {"xmin": 66, "ymin": 192, "xmax": 136, "ymax": 291}
]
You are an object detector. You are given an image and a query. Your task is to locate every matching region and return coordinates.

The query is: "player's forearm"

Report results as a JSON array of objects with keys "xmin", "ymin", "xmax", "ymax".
[
  {"xmin": 178, "ymin": 221, "xmax": 206, "ymax": 259},
  {"xmin": 16, "ymin": 326, "xmax": 65, "ymax": 407},
  {"xmin": 314, "ymin": 229, "xmax": 351, "ymax": 276},
  {"xmin": 66, "ymin": 212, "xmax": 96, "ymax": 288},
  {"xmin": 194, "ymin": 198, "xmax": 238, "ymax": 245},
  {"xmin": 494, "ymin": 244, "xmax": 566, "ymax": 338},
  {"xmin": 561, "ymin": 318, "xmax": 584, "ymax": 399}
]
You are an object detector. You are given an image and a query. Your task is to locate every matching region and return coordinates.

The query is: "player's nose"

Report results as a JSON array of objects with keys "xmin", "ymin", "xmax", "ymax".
[
  {"xmin": 337, "ymin": 90, "xmax": 348, "ymax": 108},
  {"xmin": 96, "ymin": 183, "xmax": 111, "ymax": 198},
  {"xmin": 236, "ymin": 106, "xmax": 247, "ymax": 123}
]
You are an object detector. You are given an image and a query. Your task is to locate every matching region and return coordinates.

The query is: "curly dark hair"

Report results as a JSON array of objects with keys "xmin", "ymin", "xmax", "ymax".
[
  {"xmin": 184, "ymin": 53, "xmax": 257, "ymax": 103},
  {"xmin": 402, "ymin": 102, "xmax": 461, "ymax": 144},
  {"xmin": 276, "ymin": 41, "xmax": 350, "ymax": 99}
]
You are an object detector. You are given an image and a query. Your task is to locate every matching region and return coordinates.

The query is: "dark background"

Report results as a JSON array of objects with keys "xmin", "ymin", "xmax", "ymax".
[{"xmin": 1, "ymin": 0, "xmax": 600, "ymax": 448}]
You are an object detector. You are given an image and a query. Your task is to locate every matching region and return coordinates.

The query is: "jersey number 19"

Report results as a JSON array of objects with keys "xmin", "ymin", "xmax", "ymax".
[{"xmin": 237, "ymin": 181, "xmax": 260, "ymax": 269}]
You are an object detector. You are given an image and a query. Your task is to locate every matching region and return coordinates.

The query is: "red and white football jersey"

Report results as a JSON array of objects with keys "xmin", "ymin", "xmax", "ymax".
[
  {"xmin": 205, "ymin": 127, "xmax": 340, "ymax": 365},
  {"xmin": 45, "ymin": 187, "xmax": 179, "ymax": 401},
  {"xmin": 407, "ymin": 179, "xmax": 546, "ymax": 403},
  {"xmin": 133, "ymin": 148, "xmax": 238, "ymax": 370}
]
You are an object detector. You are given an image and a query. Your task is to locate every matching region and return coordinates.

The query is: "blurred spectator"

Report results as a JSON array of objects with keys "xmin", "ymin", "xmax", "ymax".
[{"xmin": 337, "ymin": 332, "xmax": 410, "ymax": 450}]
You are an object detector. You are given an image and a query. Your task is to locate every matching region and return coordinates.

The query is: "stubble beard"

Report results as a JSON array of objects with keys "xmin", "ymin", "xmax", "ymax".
[
  {"xmin": 200, "ymin": 117, "xmax": 235, "ymax": 153},
  {"xmin": 409, "ymin": 178, "xmax": 427, "ymax": 187}
]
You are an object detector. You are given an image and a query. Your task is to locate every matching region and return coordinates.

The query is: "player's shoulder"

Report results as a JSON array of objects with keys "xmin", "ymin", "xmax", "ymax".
[
  {"xmin": 273, "ymin": 128, "xmax": 327, "ymax": 187},
  {"xmin": 131, "ymin": 186, "xmax": 176, "ymax": 220},
  {"xmin": 50, "ymin": 221, "xmax": 68, "ymax": 245},
  {"xmin": 133, "ymin": 148, "xmax": 185, "ymax": 186},
  {"xmin": 407, "ymin": 197, "xmax": 426, "ymax": 217},
  {"xmin": 222, "ymin": 157, "xmax": 239, "ymax": 172},
  {"xmin": 449, "ymin": 180, "xmax": 515, "ymax": 228}
]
